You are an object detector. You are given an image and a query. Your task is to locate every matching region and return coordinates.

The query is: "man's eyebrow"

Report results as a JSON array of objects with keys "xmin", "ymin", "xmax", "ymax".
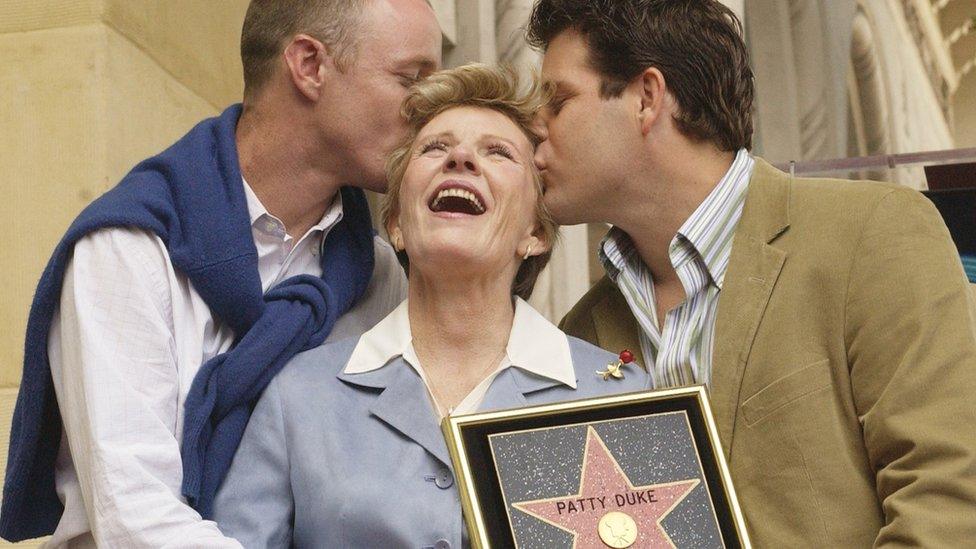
[
  {"xmin": 543, "ymin": 79, "xmax": 575, "ymax": 97},
  {"xmin": 396, "ymin": 55, "xmax": 439, "ymax": 71}
]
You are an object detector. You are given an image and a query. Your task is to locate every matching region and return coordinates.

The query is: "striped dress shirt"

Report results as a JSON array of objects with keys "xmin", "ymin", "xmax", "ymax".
[{"xmin": 600, "ymin": 149, "xmax": 755, "ymax": 389}]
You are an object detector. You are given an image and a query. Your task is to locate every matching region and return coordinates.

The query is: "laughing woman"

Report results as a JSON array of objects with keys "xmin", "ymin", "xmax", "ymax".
[{"xmin": 212, "ymin": 64, "xmax": 650, "ymax": 548}]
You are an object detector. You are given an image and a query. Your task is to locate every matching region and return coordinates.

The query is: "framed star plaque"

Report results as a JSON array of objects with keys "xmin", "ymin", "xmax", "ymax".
[{"xmin": 442, "ymin": 385, "xmax": 751, "ymax": 548}]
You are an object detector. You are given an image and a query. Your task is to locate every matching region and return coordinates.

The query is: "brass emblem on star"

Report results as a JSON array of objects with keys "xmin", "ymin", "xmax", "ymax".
[{"xmin": 598, "ymin": 511, "xmax": 638, "ymax": 548}]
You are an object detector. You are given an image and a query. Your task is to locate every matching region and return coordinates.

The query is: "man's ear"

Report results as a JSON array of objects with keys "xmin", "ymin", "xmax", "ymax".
[
  {"xmin": 283, "ymin": 34, "xmax": 332, "ymax": 102},
  {"xmin": 636, "ymin": 67, "xmax": 667, "ymax": 136}
]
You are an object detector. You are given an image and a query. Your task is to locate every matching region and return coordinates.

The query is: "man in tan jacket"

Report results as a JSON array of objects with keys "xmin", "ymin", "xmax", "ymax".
[{"xmin": 528, "ymin": 0, "xmax": 976, "ymax": 546}]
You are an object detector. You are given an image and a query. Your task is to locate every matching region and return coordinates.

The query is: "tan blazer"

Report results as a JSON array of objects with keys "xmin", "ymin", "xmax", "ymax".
[{"xmin": 561, "ymin": 159, "xmax": 976, "ymax": 547}]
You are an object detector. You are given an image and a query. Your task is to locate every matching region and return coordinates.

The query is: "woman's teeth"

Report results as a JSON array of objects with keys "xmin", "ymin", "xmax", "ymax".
[{"xmin": 431, "ymin": 188, "xmax": 485, "ymax": 213}]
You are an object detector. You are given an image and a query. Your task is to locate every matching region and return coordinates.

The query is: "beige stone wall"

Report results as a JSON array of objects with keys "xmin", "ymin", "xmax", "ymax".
[{"xmin": 0, "ymin": 1, "xmax": 248, "ymax": 544}]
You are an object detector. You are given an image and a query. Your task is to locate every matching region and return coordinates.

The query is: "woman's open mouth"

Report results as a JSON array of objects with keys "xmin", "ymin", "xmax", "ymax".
[{"xmin": 428, "ymin": 183, "xmax": 486, "ymax": 216}]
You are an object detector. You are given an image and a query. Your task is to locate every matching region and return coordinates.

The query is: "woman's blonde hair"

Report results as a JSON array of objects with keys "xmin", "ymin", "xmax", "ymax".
[{"xmin": 381, "ymin": 63, "xmax": 557, "ymax": 300}]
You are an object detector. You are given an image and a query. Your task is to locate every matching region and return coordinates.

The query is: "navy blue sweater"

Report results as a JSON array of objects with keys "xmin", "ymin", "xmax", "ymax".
[{"xmin": 0, "ymin": 105, "xmax": 375, "ymax": 540}]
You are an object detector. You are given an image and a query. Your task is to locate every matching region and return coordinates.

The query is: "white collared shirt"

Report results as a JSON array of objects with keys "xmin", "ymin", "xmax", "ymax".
[
  {"xmin": 46, "ymin": 180, "xmax": 406, "ymax": 548},
  {"xmin": 344, "ymin": 298, "xmax": 577, "ymax": 415},
  {"xmin": 242, "ymin": 178, "xmax": 344, "ymax": 291},
  {"xmin": 601, "ymin": 148, "xmax": 754, "ymax": 389}
]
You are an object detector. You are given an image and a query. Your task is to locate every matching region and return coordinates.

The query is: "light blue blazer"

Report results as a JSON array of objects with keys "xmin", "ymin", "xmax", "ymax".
[{"xmin": 213, "ymin": 336, "xmax": 650, "ymax": 548}]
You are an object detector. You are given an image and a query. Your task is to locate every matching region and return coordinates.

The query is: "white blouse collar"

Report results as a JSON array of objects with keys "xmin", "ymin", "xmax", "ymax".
[{"xmin": 343, "ymin": 297, "xmax": 577, "ymax": 390}]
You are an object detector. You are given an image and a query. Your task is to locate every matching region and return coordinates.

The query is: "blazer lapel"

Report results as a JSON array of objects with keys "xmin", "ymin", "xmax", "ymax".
[
  {"xmin": 338, "ymin": 359, "xmax": 452, "ymax": 466},
  {"xmin": 710, "ymin": 159, "xmax": 790, "ymax": 459},
  {"xmin": 591, "ymin": 278, "xmax": 647, "ymax": 368}
]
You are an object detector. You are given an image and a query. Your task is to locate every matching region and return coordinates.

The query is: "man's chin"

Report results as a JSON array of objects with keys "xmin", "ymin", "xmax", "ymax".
[
  {"xmin": 356, "ymin": 170, "xmax": 390, "ymax": 194},
  {"xmin": 361, "ymin": 181, "xmax": 389, "ymax": 194},
  {"xmin": 544, "ymin": 194, "xmax": 590, "ymax": 226}
]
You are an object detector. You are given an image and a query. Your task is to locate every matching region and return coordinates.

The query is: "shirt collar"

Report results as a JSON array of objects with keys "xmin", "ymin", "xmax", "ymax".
[
  {"xmin": 599, "ymin": 227, "xmax": 638, "ymax": 283},
  {"xmin": 599, "ymin": 148, "xmax": 754, "ymax": 290},
  {"xmin": 343, "ymin": 298, "xmax": 577, "ymax": 389},
  {"xmin": 242, "ymin": 177, "xmax": 344, "ymax": 236},
  {"xmin": 673, "ymin": 148, "xmax": 753, "ymax": 288},
  {"xmin": 344, "ymin": 299, "xmax": 413, "ymax": 374}
]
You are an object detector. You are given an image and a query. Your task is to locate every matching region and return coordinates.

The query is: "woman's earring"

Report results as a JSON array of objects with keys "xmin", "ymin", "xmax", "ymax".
[
  {"xmin": 522, "ymin": 244, "xmax": 533, "ymax": 261},
  {"xmin": 393, "ymin": 234, "xmax": 403, "ymax": 251}
]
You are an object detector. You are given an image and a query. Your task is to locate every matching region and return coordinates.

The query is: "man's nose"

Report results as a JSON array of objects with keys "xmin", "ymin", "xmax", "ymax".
[
  {"xmin": 531, "ymin": 114, "xmax": 549, "ymax": 141},
  {"xmin": 444, "ymin": 146, "xmax": 480, "ymax": 175},
  {"xmin": 534, "ymin": 142, "xmax": 549, "ymax": 172}
]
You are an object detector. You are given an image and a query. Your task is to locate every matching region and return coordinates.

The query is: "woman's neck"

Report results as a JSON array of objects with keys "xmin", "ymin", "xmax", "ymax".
[{"xmin": 407, "ymin": 272, "xmax": 515, "ymax": 413}]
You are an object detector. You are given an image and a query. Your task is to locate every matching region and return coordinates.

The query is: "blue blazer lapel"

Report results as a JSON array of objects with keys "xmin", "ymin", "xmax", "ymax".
[{"xmin": 338, "ymin": 358, "xmax": 451, "ymax": 466}]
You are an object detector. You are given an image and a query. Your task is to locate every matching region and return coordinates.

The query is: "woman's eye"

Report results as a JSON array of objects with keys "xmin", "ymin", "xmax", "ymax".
[
  {"xmin": 487, "ymin": 144, "xmax": 514, "ymax": 160},
  {"xmin": 419, "ymin": 140, "xmax": 447, "ymax": 154}
]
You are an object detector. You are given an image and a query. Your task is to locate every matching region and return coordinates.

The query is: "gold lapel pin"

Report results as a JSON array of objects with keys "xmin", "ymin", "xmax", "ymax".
[{"xmin": 597, "ymin": 350, "xmax": 636, "ymax": 381}]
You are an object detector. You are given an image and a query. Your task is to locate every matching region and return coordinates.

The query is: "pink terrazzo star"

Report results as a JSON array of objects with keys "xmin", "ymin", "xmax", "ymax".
[{"xmin": 513, "ymin": 427, "xmax": 699, "ymax": 548}]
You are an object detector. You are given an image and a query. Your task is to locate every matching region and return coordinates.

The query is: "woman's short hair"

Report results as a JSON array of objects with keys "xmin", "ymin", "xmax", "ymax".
[{"xmin": 381, "ymin": 63, "xmax": 557, "ymax": 300}]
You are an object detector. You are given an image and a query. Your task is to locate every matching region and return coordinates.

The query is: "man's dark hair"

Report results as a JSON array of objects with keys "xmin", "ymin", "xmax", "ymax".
[{"xmin": 527, "ymin": 0, "xmax": 754, "ymax": 151}]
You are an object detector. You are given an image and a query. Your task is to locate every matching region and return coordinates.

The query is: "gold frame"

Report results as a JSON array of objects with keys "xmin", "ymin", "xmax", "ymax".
[{"xmin": 441, "ymin": 385, "xmax": 752, "ymax": 548}]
